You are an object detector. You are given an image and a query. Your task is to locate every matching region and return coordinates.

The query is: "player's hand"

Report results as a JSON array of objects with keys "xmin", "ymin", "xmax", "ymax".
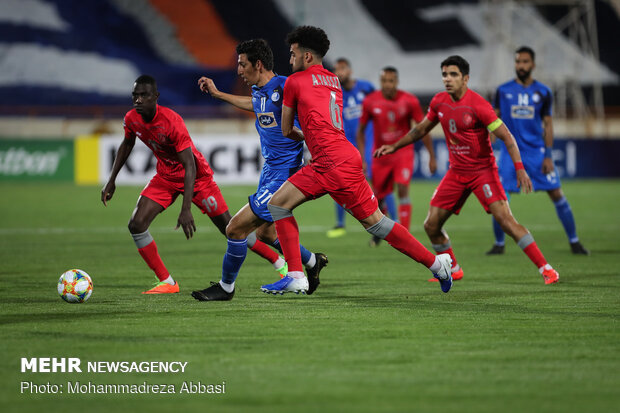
[
  {"xmin": 516, "ymin": 169, "xmax": 533, "ymax": 194},
  {"xmin": 175, "ymin": 208, "xmax": 196, "ymax": 239},
  {"xmin": 374, "ymin": 145, "xmax": 395, "ymax": 158},
  {"xmin": 101, "ymin": 181, "xmax": 116, "ymax": 206},
  {"xmin": 428, "ymin": 157, "xmax": 437, "ymax": 174},
  {"xmin": 198, "ymin": 77, "xmax": 219, "ymax": 98},
  {"xmin": 542, "ymin": 157, "xmax": 554, "ymax": 175}
]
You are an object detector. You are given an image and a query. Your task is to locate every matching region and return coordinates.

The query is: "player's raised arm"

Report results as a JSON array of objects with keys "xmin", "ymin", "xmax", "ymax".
[
  {"xmin": 175, "ymin": 147, "xmax": 197, "ymax": 239},
  {"xmin": 101, "ymin": 136, "xmax": 135, "ymax": 206},
  {"xmin": 198, "ymin": 76, "xmax": 253, "ymax": 112},
  {"xmin": 374, "ymin": 117, "xmax": 437, "ymax": 158},
  {"xmin": 492, "ymin": 122, "xmax": 533, "ymax": 193}
]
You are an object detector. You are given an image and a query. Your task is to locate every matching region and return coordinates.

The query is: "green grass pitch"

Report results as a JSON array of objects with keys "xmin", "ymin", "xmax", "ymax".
[{"xmin": 0, "ymin": 180, "xmax": 618, "ymax": 413}]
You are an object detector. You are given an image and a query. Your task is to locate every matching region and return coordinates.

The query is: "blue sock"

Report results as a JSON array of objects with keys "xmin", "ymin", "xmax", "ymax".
[
  {"xmin": 335, "ymin": 203, "xmax": 345, "ymax": 227},
  {"xmin": 384, "ymin": 193, "xmax": 398, "ymax": 222},
  {"xmin": 272, "ymin": 239, "xmax": 313, "ymax": 265},
  {"xmin": 554, "ymin": 196, "xmax": 578, "ymax": 243},
  {"xmin": 492, "ymin": 217, "xmax": 505, "ymax": 246},
  {"xmin": 221, "ymin": 238, "xmax": 247, "ymax": 284}
]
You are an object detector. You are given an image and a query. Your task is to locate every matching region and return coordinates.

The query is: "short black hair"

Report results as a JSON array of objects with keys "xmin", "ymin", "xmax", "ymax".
[
  {"xmin": 286, "ymin": 26, "xmax": 330, "ymax": 58},
  {"xmin": 440, "ymin": 55, "xmax": 470, "ymax": 76},
  {"xmin": 236, "ymin": 39, "xmax": 274, "ymax": 71},
  {"xmin": 516, "ymin": 46, "xmax": 535, "ymax": 61},
  {"xmin": 381, "ymin": 66, "xmax": 398, "ymax": 75},
  {"xmin": 335, "ymin": 57, "xmax": 351, "ymax": 67},
  {"xmin": 134, "ymin": 74, "xmax": 157, "ymax": 90}
]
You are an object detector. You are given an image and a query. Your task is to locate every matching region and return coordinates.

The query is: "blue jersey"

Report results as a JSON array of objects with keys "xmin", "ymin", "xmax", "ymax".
[
  {"xmin": 494, "ymin": 79, "xmax": 552, "ymax": 154},
  {"xmin": 495, "ymin": 79, "xmax": 559, "ymax": 192},
  {"xmin": 341, "ymin": 79, "xmax": 375, "ymax": 145},
  {"xmin": 251, "ymin": 75, "xmax": 304, "ymax": 169}
]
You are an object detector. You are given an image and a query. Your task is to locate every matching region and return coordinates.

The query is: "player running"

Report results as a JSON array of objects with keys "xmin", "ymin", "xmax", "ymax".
[
  {"xmin": 486, "ymin": 46, "xmax": 589, "ymax": 256},
  {"xmin": 191, "ymin": 39, "xmax": 327, "ymax": 301},
  {"xmin": 325, "ymin": 58, "xmax": 397, "ymax": 238},
  {"xmin": 375, "ymin": 56, "xmax": 560, "ymax": 285},
  {"xmin": 357, "ymin": 66, "xmax": 436, "ymax": 246},
  {"xmin": 261, "ymin": 26, "xmax": 453, "ymax": 295},
  {"xmin": 101, "ymin": 75, "xmax": 282, "ymax": 294}
]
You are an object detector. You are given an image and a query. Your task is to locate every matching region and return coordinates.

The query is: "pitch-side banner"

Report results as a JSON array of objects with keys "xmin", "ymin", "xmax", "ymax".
[{"xmin": 98, "ymin": 134, "xmax": 263, "ymax": 185}]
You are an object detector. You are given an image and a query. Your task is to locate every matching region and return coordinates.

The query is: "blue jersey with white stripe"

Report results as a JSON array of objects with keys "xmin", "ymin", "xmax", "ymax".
[
  {"xmin": 251, "ymin": 75, "xmax": 304, "ymax": 169},
  {"xmin": 494, "ymin": 79, "xmax": 552, "ymax": 154},
  {"xmin": 341, "ymin": 79, "xmax": 375, "ymax": 145}
]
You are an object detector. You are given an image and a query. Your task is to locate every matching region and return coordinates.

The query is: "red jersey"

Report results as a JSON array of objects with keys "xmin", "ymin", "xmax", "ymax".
[
  {"xmin": 427, "ymin": 89, "xmax": 499, "ymax": 173},
  {"xmin": 123, "ymin": 105, "xmax": 213, "ymax": 182},
  {"xmin": 360, "ymin": 90, "xmax": 424, "ymax": 154},
  {"xmin": 283, "ymin": 65, "xmax": 359, "ymax": 172}
]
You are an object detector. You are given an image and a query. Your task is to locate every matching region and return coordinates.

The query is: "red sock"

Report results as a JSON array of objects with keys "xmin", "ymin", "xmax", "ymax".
[
  {"xmin": 249, "ymin": 239, "xmax": 279, "ymax": 264},
  {"xmin": 398, "ymin": 204, "xmax": 412, "ymax": 231},
  {"xmin": 435, "ymin": 246, "xmax": 458, "ymax": 270},
  {"xmin": 138, "ymin": 240, "xmax": 169, "ymax": 281},
  {"xmin": 384, "ymin": 222, "xmax": 436, "ymax": 268},
  {"xmin": 523, "ymin": 242, "xmax": 547, "ymax": 269},
  {"xmin": 273, "ymin": 216, "xmax": 303, "ymax": 272}
]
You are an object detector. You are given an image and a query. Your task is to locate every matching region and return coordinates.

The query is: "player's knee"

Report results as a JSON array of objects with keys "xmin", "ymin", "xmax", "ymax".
[
  {"xmin": 128, "ymin": 217, "xmax": 147, "ymax": 234},
  {"xmin": 423, "ymin": 217, "xmax": 438, "ymax": 235},
  {"xmin": 255, "ymin": 226, "xmax": 275, "ymax": 244}
]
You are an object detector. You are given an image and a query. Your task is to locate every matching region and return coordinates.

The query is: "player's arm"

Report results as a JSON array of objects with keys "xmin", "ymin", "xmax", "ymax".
[
  {"xmin": 198, "ymin": 77, "xmax": 253, "ymax": 112},
  {"xmin": 492, "ymin": 122, "xmax": 533, "ymax": 193},
  {"xmin": 101, "ymin": 136, "xmax": 135, "ymax": 206},
  {"xmin": 356, "ymin": 120, "xmax": 368, "ymax": 172},
  {"xmin": 541, "ymin": 115, "xmax": 554, "ymax": 174},
  {"xmin": 374, "ymin": 117, "xmax": 438, "ymax": 158},
  {"xmin": 175, "ymin": 147, "xmax": 197, "ymax": 239},
  {"xmin": 421, "ymin": 133, "xmax": 437, "ymax": 174},
  {"xmin": 489, "ymin": 108, "xmax": 501, "ymax": 143},
  {"xmin": 281, "ymin": 104, "xmax": 305, "ymax": 141}
]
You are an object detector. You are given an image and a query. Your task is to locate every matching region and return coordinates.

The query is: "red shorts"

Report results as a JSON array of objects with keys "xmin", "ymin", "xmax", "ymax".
[
  {"xmin": 140, "ymin": 174, "xmax": 228, "ymax": 217},
  {"xmin": 288, "ymin": 157, "xmax": 378, "ymax": 221},
  {"xmin": 430, "ymin": 168, "xmax": 506, "ymax": 214},
  {"xmin": 371, "ymin": 150, "xmax": 414, "ymax": 200}
]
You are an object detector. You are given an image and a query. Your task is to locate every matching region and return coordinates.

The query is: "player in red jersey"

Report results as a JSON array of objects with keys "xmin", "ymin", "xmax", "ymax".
[
  {"xmin": 357, "ymin": 66, "xmax": 436, "ymax": 246},
  {"xmin": 260, "ymin": 26, "xmax": 453, "ymax": 295},
  {"xmin": 375, "ymin": 56, "xmax": 559, "ymax": 285},
  {"xmin": 101, "ymin": 75, "xmax": 282, "ymax": 294}
]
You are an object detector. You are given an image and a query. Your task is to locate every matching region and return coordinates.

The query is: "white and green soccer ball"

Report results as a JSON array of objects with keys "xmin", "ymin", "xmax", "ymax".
[{"xmin": 58, "ymin": 269, "xmax": 93, "ymax": 303}]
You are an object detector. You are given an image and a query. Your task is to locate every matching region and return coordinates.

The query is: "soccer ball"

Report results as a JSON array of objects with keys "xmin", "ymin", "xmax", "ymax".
[{"xmin": 58, "ymin": 269, "xmax": 93, "ymax": 303}]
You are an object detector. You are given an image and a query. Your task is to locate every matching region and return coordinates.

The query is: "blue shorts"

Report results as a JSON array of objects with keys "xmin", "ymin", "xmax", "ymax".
[
  {"xmin": 248, "ymin": 165, "xmax": 301, "ymax": 222},
  {"xmin": 498, "ymin": 148, "xmax": 561, "ymax": 193}
]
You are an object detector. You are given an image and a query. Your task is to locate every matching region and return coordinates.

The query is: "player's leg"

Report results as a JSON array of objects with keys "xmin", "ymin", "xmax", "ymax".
[
  {"xmin": 326, "ymin": 202, "xmax": 347, "ymax": 238},
  {"xmin": 394, "ymin": 153, "xmax": 414, "ymax": 232},
  {"xmin": 489, "ymin": 200, "xmax": 559, "ymax": 284},
  {"xmin": 262, "ymin": 179, "xmax": 313, "ymax": 294},
  {"xmin": 330, "ymin": 161, "xmax": 452, "ymax": 293},
  {"xmin": 192, "ymin": 204, "xmax": 262, "ymax": 301},
  {"xmin": 357, "ymin": 207, "xmax": 452, "ymax": 293},
  {"xmin": 257, "ymin": 222, "xmax": 328, "ymax": 294},
  {"xmin": 383, "ymin": 193, "xmax": 398, "ymax": 222},
  {"xmin": 423, "ymin": 206, "xmax": 463, "ymax": 282},
  {"xmin": 487, "ymin": 191, "xmax": 511, "ymax": 255},
  {"xmin": 130, "ymin": 177, "xmax": 180, "ymax": 294},
  {"xmin": 369, "ymin": 159, "xmax": 393, "ymax": 247},
  {"xmin": 548, "ymin": 188, "xmax": 589, "ymax": 255},
  {"xmin": 424, "ymin": 170, "xmax": 469, "ymax": 281}
]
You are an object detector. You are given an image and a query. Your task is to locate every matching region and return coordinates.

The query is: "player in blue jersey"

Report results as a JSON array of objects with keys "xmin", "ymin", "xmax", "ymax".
[
  {"xmin": 191, "ymin": 39, "xmax": 328, "ymax": 301},
  {"xmin": 326, "ymin": 58, "xmax": 398, "ymax": 239},
  {"xmin": 487, "ymin": 46, "xmax": 589, "ymax": 255}
]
